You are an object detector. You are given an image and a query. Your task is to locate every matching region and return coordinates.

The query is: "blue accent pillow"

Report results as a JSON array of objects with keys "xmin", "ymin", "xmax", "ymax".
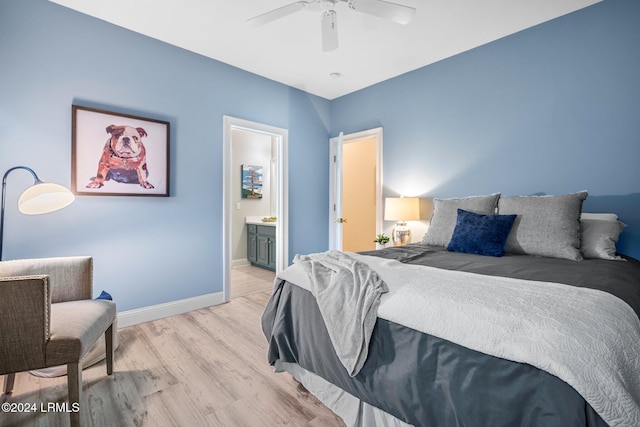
[
  {"xmin": 95, "ymin": 290, "xmax": 112, "ymax": 300},
  {"xmin": 447, "ymin": 209, "xmax": 517, "ymax": 257}
]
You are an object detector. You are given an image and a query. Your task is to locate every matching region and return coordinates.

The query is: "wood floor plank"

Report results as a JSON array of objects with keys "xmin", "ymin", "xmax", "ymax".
[{"xmin": 1, "ymin": 266, "xmax": 345, "ymax": 427}]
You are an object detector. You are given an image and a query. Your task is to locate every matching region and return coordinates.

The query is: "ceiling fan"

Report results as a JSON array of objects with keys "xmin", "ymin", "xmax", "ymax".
[{"xmin": 247, "ymin": 0, "xmax": 416, "ymax": 52}]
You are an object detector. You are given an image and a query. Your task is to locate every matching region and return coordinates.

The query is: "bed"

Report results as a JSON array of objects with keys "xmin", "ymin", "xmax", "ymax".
[{"xmin": 261, "ymin": 192, "xmax": 640, "ymax": 427}]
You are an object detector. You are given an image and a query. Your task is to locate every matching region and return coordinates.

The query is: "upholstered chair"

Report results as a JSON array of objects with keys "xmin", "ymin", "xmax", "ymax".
[{"xmin": 0, "ymin": 256, "xmax": 116, "ymax": 427}]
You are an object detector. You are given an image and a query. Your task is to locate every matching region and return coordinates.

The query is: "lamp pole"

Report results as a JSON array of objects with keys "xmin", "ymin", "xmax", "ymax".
[{"xmin": 1, "ymin": 166, "xmax": 44, "ymax": 260}]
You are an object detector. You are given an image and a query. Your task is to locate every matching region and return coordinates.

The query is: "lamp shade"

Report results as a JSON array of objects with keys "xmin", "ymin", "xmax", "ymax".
[
  {"xmin": 384, "ymin": 197, "xmax": 420, "ymax": 221},
  {"xmin": 18, "ymin": 182, "xmax": 75, "ymax": 215}
]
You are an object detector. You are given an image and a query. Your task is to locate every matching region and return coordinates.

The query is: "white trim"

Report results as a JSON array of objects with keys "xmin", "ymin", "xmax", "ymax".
[
  {"xmin": 223, "ymin": 116, "xmax": 289, "ymax": 303},
  {"xmin": 116, "ymin": 292, "xmax": 224, "ymax": 328},
  {"xmin": 232, "ymin": 258, "xmax": 251, "ymax": 268},
  {"xmin": 328, "ymin": 133, "xmax": 342, "ymax": 250}
]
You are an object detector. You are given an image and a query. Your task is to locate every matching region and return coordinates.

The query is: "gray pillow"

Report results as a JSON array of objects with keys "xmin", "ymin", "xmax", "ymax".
[
  {"xmin": 580, "ymin": 219, "xmax": 626, "ymax": 261},
  {"xmin": 498, "ymin": 191, "xmax": 588, "ymax": 260},
  {"xmin": 422, "ymin": 194, "xmax": 501, "ymax": 247}
]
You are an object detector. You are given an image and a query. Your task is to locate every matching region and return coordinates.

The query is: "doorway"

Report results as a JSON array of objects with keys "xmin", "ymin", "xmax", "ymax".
[
  {"xmin": 329, "ymin": 128, "xmax": 383, "ymax": 251},
  {"xmin": 222, "ymin": 116, "xmax": 288, "ymax": 302}
]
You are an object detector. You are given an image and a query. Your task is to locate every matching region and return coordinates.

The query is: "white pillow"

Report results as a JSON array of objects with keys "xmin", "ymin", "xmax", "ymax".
[{"xmin": 581, "ymin": 213, "xmax": 619, "ymax": 222}]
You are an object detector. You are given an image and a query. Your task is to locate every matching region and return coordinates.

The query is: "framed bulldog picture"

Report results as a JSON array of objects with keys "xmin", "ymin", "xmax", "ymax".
[{"xmin": 72, "ymin": 105, "xmax": 170, "ymax": 197}]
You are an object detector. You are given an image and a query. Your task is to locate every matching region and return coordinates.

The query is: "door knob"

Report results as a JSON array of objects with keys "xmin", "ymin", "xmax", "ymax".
[{"xmin": 335, "ymin": 218, "xmax": 348, "ymax": 223}]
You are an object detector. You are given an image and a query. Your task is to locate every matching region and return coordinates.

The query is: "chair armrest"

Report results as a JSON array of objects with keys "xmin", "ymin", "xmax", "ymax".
[
  {"xmin": 0, "ymin": 276, "xmax": 50, "ymax": 374},
  {"xmin": 0, "ymin": 256, "xmax": 92, "ymax": 303}
]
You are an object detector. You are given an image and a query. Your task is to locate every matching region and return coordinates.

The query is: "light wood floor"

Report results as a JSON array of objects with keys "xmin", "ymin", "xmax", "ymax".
[
  {"xmin": 230, "ymin": 264, "xmax": 276, "ymax": 299},
  {"xmin": 1, "ymin": 266, "xmax": 345, "ymax": 427}
]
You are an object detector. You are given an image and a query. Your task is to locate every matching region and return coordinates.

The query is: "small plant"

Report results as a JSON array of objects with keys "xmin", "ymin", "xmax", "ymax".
[{"xmin": 374, "ymin": 234, "xmax": 390, "ymax": 245}]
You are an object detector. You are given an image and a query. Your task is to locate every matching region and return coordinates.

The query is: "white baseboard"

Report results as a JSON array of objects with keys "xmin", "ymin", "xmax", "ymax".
[
  {"xmin": 117, "ymin": 292, "xmax": 224, "ymax": 328},
  {"xmin": 232, "ymin": 258, "xmax": 250, "ymax": 268}
]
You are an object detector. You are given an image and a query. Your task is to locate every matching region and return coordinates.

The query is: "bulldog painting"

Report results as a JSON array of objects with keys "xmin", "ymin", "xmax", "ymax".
[{"xmin": 86, "ymin": 124, "xmax": 154, "ymax": 189}]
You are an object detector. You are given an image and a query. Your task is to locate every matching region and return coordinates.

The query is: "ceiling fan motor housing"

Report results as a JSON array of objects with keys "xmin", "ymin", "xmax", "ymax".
[{"xmin": 308, "ymin": 0, "xmax": 338, "ymax": 11}]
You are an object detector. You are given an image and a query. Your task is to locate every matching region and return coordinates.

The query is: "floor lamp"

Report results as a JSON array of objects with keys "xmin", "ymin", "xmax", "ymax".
[{"xmin": 1, "ymin": 166, "xmax": 75, "ymax": 260}]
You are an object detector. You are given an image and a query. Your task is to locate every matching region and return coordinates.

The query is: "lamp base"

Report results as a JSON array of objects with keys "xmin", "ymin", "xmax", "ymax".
[{"xmin": 392, "ymin": 221, "xmax": 411, "ymax": 246}]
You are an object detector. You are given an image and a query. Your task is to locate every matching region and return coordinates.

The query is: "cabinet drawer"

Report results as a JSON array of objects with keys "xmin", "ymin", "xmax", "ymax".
[
  {"xmin": 257, "ymin": 225, "xmax": 276, "ymax": 237},
  {"xmin": 247, "ymin": 224, "xmax": 257, "ymax": 234}
]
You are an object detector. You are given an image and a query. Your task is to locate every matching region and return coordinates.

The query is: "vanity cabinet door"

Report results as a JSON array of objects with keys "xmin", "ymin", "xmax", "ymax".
[
  {"xmin": 268, "ymin": 237, "xmax": 276, "ymax": 270},
  {"xmin": 256, "ymin": 234, "xmax": 270, "ymax": 266},
  {"xmin": 247, "ymin": 224, "xmax": 276, "ymax": 271}
]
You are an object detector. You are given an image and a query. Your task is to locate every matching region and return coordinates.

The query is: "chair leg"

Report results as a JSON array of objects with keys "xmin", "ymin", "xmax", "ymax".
[
  {"xmin": 67, "ymin": 362, "xmax": 82, "ymax": 427},
  {"xmin": 2, "ymin": 373, "xmax": 16, "ymax": 394},
  {"xmin": 105, "ymin": 323, "xmax": 114, "ymax": 375}
]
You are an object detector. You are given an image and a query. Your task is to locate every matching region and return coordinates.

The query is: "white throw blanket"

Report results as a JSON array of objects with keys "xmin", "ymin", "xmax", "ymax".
[{"xmin": 283, "ymin": 250, "xmax": 388, "ymax": 376}]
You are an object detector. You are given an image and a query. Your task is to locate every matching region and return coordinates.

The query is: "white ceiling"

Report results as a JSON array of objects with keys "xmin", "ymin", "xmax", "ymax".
[{"xmin": 49, "ymin": 0, "xmax": 600, "ymax": 100}]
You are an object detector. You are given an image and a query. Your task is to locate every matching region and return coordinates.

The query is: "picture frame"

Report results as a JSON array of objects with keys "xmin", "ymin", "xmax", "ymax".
[
  {"xmin": 241, "ymin": 164, "xmax": 263, "ymax": 199},
  {"xmin": 72, "ymin": 105, "xmax": 170, "ymax": 196}
]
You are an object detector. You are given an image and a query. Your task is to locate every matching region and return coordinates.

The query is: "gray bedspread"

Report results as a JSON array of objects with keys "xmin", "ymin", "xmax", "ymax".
[{"xmin": 263, "ymin": 245, "xmax": 640, "ymax": 427}]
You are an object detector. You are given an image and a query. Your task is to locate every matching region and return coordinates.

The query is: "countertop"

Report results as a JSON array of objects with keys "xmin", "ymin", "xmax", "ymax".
[{"xmin": 245, "ymin": 216, "xmax": 277, "ymax": 227}]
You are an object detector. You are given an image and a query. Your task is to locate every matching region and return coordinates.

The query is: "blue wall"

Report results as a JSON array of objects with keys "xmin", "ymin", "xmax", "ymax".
[
  {"xmin": 2, "ymin": 0, "xmax": 639, "ymax": 314},
  {"xmin": 331, "ymin": 0, "xmax": 640, "ymax": 259},
  {"xmin": 0, "ymin": 0, "xmax": 330, "ymax": 311}
]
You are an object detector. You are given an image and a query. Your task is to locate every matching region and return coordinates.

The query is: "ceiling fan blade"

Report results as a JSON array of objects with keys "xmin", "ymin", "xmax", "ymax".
[
  {"xmin": 247, "ymin": 1, "xmax": 309, "ymax": 27},
  {"xmin": 348, "ymin": 0, "xmax": 415, "ymax": 25},
  {"xmin": 321, "ymin": 10, "xmax": 339, "ymax": 52}
]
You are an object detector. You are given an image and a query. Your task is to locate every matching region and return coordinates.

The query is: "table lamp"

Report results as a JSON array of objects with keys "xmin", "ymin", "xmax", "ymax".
[
  {"xmin": 1, "ymin": 166, "xmax": 75, "ymax": 259},
  {"xmin": 384, "ymin": 197, "xmax": 420, "ymax": 246}
]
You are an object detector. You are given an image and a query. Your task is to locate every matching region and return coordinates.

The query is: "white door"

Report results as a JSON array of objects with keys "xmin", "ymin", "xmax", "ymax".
[
  {"xmin": 329, "ymin": 132, "xmax": 344, "ymax": 250},
  {"xmin": 329, "ymin": 128, "xmax": 383, "ymax": 251}
]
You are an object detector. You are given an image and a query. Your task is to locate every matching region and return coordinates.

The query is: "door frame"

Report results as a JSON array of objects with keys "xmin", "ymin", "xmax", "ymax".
[
  {"xmin": 329, "ymin": 127, "xmax": 383, "ymax": 250},
  {"xmin": 222, "ymin": 116, "xmax": 288, "ymax": 302}
]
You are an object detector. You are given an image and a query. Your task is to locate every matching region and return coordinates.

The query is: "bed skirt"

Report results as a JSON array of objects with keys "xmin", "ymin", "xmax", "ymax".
[{"xmin": 276, "ymin": 361, "xmax": 411, "ymax": 427}]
